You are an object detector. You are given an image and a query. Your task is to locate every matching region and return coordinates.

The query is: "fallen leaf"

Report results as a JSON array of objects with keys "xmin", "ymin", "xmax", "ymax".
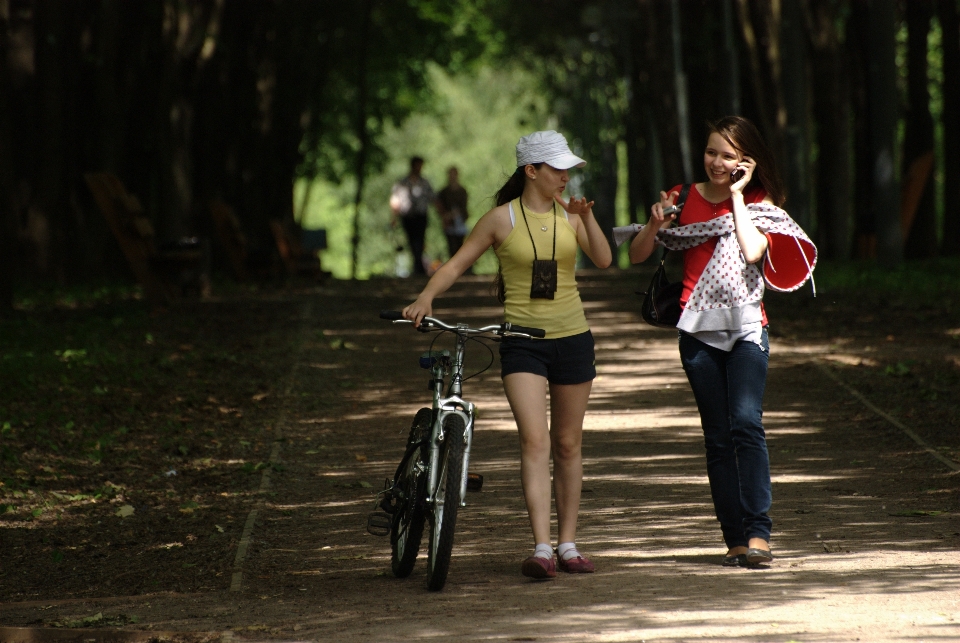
[
  {"xmin": 116, "ymin": 505, "xmax": 135, "ymax": 518},
  {"xmin": 180, "ymin": 501, "xmax": 200, "ymax": 513},
  {"xmin": 354, "ymin": 454, "xmax": 367, "ymax": 462}
]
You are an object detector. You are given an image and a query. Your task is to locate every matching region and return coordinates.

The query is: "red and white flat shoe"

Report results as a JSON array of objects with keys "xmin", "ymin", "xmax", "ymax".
[
  {"xmin": 556, "ymin": 552, "xmax": 595, "ymax": 574},
  {"xmin": 521, "ymin": 555, "xmax": 556, "ymax": 579}
]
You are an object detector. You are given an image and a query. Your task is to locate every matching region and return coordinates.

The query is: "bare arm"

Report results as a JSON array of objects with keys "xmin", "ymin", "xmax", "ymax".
[
  {"xmin": 402, "ymin": 208, "xmax": 503, "ymax": 326},
  {"xmin": 629, "ymin": 190, "xmax": 678, "ymax": 263},
  {"xmin": 558, "ymin": 196, "xmax": 612, "ymax": 269},
  {"xmin": 729, "ymin": 158, "xmax": 769, "ymax": 263}
]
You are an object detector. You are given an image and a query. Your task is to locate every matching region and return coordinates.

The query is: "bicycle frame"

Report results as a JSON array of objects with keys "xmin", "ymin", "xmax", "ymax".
[
  {"xmin": 373, "ymin": 311, "xmax": 544, "ymax": 588},
  {"xmin": 425, "ymin": 326, "xmax": 476, "ymax": 507},
  {"xmin": 380, "ymin": 313, "xmax": 543, "ymax": 510}
]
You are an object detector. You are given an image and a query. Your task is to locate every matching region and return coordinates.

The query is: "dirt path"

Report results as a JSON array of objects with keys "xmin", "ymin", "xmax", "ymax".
[{"xmin": 1, "ymin": 271, "xmax": 958, "ymax": 642}]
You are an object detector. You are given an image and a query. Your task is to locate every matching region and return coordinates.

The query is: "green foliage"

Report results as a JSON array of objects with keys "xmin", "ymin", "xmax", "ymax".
[
  {"xmin": 813, "ymin": 257, "xmax": 960, "ymax": 301},
  {"xmin": 299, "ymin": 0, "xmax": 497, "ymax": 185},
  {"xmin": 297, "ymin": 62, "xmax": 554, "ymax": 278}
]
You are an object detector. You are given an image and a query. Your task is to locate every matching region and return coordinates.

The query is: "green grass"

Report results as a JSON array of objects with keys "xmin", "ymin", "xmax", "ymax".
[{"xmin": 812, "ymin": 257, "xmax": 960, "ymax": 302}]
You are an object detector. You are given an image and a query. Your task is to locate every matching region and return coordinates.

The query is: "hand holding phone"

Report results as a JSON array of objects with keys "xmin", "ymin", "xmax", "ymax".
[{"xmin": 731, "ymin": 168, "xmax": 745, "ymax": 183}]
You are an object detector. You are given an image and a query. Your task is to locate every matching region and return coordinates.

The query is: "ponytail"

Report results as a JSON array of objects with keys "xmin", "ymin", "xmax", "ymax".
[{"xmin": 495, "ymin": 167, "xmax": 526, "ymax": 206}]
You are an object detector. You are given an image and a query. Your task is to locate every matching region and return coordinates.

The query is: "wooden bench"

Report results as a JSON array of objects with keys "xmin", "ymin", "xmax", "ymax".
[
  {"xmin": 269, "ymin": 219, "xmax": 327, "ymax": 280},
  {"xmin": 209, "ymin": 199, "xmax": 251, "ymax": 281},
  {"xmin": 84, "ymin": 172, "xmax": 206, "ymax": 306}
]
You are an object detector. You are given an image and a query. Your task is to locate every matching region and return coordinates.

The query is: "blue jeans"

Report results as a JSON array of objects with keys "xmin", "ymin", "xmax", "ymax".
[{"xmin": 679, "ymin": 328, "xmax": 771, "ymax": 548}]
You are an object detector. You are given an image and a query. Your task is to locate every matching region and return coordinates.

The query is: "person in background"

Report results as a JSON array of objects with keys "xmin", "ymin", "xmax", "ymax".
[
  {"xmin": 390, "ymin": 156, "xmax": 435, "ymax": 275},
  {"xmin": 403, "ymin": 131, "xmax": 612, "ymax": 579},
  {"xmin": 628, "ymin": 115, "xmax": 816, "ymax": 568},
  {"xmin": 437, "ymin": 166, "xmax": 470, "ymax": 261}
]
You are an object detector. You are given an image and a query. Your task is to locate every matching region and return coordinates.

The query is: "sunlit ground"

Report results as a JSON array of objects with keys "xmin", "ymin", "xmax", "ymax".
[
  {"xmin": 231, "ymin": 283, "xmax": 959, "ymax": 642},
  {"xmin": 2, "ymin": 274, "xmax": 956, "ymax": 642}
]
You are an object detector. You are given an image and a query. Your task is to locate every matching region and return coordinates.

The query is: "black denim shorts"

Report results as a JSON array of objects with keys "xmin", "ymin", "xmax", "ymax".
[{"xmin": 499, "ymin": 330, "xmax": 596, "ymax": 385}]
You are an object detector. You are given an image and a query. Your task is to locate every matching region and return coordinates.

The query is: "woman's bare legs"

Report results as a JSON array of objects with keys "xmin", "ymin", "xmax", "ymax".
[
  {"xmin": 503, "ymin": 373, "xmax": 552, "ymax": 545},
  {"xmin": 503, "ymin": 373, "xmax": 592, "ymax": 547},
  {"xmin": 549, "ymin": 381, "xmax": 591, "ymax": 545}
]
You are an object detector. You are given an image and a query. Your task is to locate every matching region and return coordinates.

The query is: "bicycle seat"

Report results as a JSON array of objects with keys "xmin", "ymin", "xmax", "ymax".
[{"xmin": 419, "ymin": 350, "xmax": 450, "ymax": 370}]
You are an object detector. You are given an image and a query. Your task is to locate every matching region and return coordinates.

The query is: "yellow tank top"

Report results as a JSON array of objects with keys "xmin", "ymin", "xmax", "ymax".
[{"xmin": 495, "ymin": 198, "xmax": 589, "ymax": 339}]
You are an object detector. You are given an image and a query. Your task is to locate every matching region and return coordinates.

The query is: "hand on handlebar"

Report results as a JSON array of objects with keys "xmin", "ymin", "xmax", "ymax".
[{"xmin": 402, "ymin": 297, "xmax": 433, "ymax": 328}]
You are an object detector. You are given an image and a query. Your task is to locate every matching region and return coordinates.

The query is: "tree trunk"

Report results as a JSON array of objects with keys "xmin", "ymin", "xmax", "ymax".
[
  {"xmin": 621, "ymin": 5, "xmax": 646, "ymax": 225},
  {"xmin": 737, "ymin": 1, "xmax": 786, "ymax": 161},
  {"xmin": 780, "ymin": 0, "xmax": 811, "ymax": 229},
  {"xmin": 32, "ymin": 0, "xmax": 73, "ymax": 283},
  {"xmin": 351, "ymin": 0, "xmax": 373, "ymax": 280},
  {"xmin": 624, "ymin": 58, "xmax": 645, "ymax": 224},
  {"xmin": 593, "ymin": 100, "xmax": 618, "ymax": 258},
  {"xmin": 155, "ymin": 1, "xmax": 219, "ymax": 241},
  {"xmin": 721, "ymin": 0, "xmax": 741, "ymax": 116},
  {"xmin": 670, "ymin": 0, "xmax": 693, "ymax": 183},
  {"xmin": 847, "ymin": 0, "xmax": 876, "ymax": 258},
  {"xmin": 635, "ymin": 0, "xmax": 681, "ymax": 190},
  {"xmin": 867, "ymin": 0, "xmax": 902, "ymax": 267},
  {"xmin": 939, "ymin": 0, "xmax": 960, "ymax": 255},
  {"xmin": 901, "ymin": 0, "xmax": 937, "ymax": 259},
  {"xmin": 806, "ymin": 0, "xmax": 853, "ymax": 260},
  {"xmin": 0, "ymin": 0, "xmax": 14, "ymax": 315}
]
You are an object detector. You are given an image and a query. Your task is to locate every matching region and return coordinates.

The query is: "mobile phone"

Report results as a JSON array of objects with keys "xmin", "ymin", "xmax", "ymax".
[
  {"xmin": 731, "ymin": 168, "xmax": 745, "ymax": 183},
  {"xmin": 662, "ymin": 205, "xmax": 679, "ymax": 217}
]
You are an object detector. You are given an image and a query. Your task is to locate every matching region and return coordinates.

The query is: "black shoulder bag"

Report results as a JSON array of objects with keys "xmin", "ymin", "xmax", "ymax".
[{"xmin": 639, "ymin": 184, "xmax": 691, "ymax": 328}]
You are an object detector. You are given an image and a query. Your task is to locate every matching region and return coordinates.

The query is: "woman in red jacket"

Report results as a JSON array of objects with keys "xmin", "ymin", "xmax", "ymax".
[{"xmin": 629, "ymin": 116, "xmax": 815, "ymax": 567}]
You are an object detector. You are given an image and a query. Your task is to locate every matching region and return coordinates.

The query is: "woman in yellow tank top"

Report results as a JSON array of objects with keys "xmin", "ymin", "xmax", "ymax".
[{"xmin": 403, "ymin": 131, "xmax": 612, "ymax": 579}]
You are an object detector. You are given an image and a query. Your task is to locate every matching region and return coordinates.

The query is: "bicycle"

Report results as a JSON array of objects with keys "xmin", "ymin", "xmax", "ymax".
[{"xmin": 367, "ymin": 310, "xmax": 544, "ymax": 591}]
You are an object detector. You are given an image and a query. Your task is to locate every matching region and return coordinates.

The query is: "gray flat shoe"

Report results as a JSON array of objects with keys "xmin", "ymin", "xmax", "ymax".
[
  {"xmin": 745, "ymin": 547, "xmax": 774, "ymax": 565},
  {"xmin": 722, "ymin": 553, "xmax": 747, "ymax": 567}
]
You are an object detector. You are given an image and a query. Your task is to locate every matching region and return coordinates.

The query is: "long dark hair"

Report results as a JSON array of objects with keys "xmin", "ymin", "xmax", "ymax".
[
  {"xmin": 707, "ymin": 116, "xmax": 785, "ymax": 207},
  {"xmin": 492, "ymin": 164, "xmax": 541, "ymax": 302},
  {"xmin": 495, "ymin": 164, "xmax": 542, "ymax": 206}
]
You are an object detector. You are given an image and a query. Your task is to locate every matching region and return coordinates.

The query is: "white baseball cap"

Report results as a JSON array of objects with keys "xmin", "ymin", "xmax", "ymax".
[{"xmin": 516, "ymin": 130, "xmax": 586, "ymax": 169}]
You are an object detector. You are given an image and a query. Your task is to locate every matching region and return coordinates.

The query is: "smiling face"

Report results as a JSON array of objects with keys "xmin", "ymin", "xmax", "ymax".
[{"xmin": 703, "ymin": 132, "xmax": 742, "ymax": 187}]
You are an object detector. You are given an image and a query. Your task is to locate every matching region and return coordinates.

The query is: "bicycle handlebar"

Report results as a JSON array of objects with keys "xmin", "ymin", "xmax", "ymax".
[
  {"xmin": 379, "ymin": 310, "xmax": 545, "ymax": 339},
  {"xmin": 501, "ymin": 322, "xmax": 546, "ymax": 338}
]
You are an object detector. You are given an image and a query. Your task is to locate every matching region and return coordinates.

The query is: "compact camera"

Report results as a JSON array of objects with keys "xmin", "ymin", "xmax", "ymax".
[{"xmin": 530, "ymin": 259, "xmax": 557, "ymax": 300}]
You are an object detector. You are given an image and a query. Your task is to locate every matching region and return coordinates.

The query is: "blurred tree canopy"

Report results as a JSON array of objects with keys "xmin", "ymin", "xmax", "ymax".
[{"xmin": 1, "ymin": 0, "xmax": 958, "ymax": 311}]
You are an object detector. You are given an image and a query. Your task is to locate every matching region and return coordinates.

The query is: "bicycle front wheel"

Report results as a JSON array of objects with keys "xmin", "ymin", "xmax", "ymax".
[
  {"xmin": 426, "ymin": 414, "xmax": 465, "ymax": 591},
  {"xmin": 391, "ymin": 408, "xmax": 431, "ymax": 578}
]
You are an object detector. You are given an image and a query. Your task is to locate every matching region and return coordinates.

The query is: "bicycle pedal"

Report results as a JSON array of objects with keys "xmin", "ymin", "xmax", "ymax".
[
  {"xmin": 366, "ymin": 511, "xmax": 392, "ymax": 536},
  {"xmin": 467, "ymin": 472, "xmax": 483, "ymax": 492},
  {"xmin": 374, "ymin": 479, "xmax": 400, "ymax": 514}
]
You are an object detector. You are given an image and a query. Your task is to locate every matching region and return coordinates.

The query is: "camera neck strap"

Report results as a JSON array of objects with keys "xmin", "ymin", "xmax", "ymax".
[{"xmin": 518, "ymin": 199, "xmax": 557, "ymax": 262}]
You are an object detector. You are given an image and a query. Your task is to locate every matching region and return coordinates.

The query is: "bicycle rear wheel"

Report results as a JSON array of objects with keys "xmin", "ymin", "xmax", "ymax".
[
  {"xmin": 426, "ymin": 414, "xmax": 465, "ymax": 591},
  {"xmin": 390, "ymin": 408, "xmax": 431, "ymax": 578}
]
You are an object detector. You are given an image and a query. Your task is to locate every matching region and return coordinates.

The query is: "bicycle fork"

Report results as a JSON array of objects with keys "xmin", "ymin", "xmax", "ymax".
[{"xmin": 426, "ymin": 401, "xmax": 474, "ymax": 507}]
